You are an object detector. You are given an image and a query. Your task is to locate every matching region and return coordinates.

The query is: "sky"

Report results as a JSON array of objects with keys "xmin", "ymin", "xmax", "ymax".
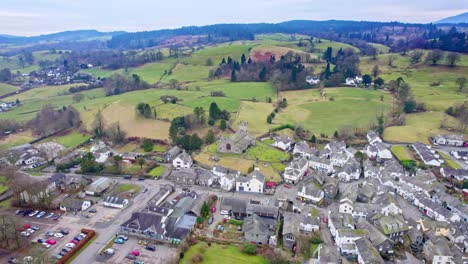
[{"xmin": 1, "ymin": 0, "xmax": 467, "ymax": 36}]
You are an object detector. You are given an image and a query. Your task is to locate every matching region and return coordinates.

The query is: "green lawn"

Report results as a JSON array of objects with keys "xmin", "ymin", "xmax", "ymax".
[
  {"xmin": 113, "ymin": 184, "xmax": 142, "ymax": 194},
  {"xmin": 40, "ymin": 130, "xmax": 91, "ymax": 148},
  {"xmin": 148, "ymin": 166, "xmax": 166, "ymax": 177},
  {"xmin": 245, "ymin": 141, "xmax": 290, "ymax": 162},
  {"xmin": 390, "ymin": 146, "xmax": 413, "ymax": 161},
  {"xmin": 180, "ymin": 242, "xmax": 268, "ymax": 264},
  {"xmin": 437, "ymin": 151, "xmax": 462, "ymax": 169}
]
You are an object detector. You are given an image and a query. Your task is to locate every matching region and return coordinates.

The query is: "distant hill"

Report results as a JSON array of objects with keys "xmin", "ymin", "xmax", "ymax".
[
  {"xmin": 0, "ymin": 30, "xmax": 126, "ymax": 45},
  {"xmin": 435, "ymin": 12, "xmax": 468, "ymax": 24}
]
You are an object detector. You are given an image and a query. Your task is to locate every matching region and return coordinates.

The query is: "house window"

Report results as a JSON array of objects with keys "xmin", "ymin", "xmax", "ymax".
[{"xmin": 226, "ymin": 143, "xmax": 231, "ymax": 150}]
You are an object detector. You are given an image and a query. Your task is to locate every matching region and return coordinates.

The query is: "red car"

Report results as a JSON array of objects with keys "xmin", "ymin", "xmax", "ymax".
[
  {"xmin": 284, "ymin": 184, "xmax": 292, "ymax": 189},
  {"xmin": 322, "ymin": 216, "xmax": 328, "ymax": 224}
]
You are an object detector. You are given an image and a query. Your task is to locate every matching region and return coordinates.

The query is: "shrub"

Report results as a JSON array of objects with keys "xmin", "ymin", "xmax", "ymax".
[
  {"xmin": 242, "ymin": 242, "xmax": 257, "ymax": 255},
  {"xmin": 191, "ymin": 253, "xmax": 204, "ymax": 264},
  {"xmin": 208, "ymin": 119, "xmax": 215, "ymax": 126},
  {"xmin": 229, "ymin": 219, "xmax": 243, "ymax": 226},
  {"xmin": 179, "ymin": 252, "xmax": 185, "ymax": 259}
]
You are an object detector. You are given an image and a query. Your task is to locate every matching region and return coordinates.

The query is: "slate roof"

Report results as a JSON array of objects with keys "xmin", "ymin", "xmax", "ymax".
[
  {"xmin": 221, "ymin": 197, "xmax": 247, "ymax": 214},
  {"xmin": 175, "ymin": 150, "xmax": 192, "ymax": 164},
  {"xmin": 275, "ymin": 135, "xmax": 295, "ymax": 145},
  {"xmin": 356, "ymin": 218, "xmax": 392, "ymax": 248},
  {"xmin": 294, "ymin": 141, "xmax": 310, "ymax": 154},
  {"xmin": 244, "ymin": 214, "xmax": 270, "ymax": 236},
  {"xmin": 238, "ymin": 170, "xmax": 265, "ymax": 183},
  {"xmin": 413, "ymin": 142, "xmax": 438, "ymax": 163},
  {"xmin": 246, "ymin": 203, "xmax": 279, "ymax": 218},
  {"xmin": 49, "ymin": 173, "xmax": 66, "ymax": 183},
  {"xmin": 282, "ymin": 212, "xmax": 299, "ymax": 235},
  {"xmin": 355, "ymin": 238, "xmax": 385, "ymax": 264},
  {"xmin": 103, "ymin": 196, "xmax": 127, "ymax": 205},
  {"xmin": 61, "ymin": 198, "xmax": 86, "ymax": 210}
]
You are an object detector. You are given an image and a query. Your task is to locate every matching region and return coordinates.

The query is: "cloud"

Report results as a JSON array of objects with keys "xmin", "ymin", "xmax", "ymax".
[{"xmin": 0, "ymin": 0, "xmax": 466, "ymax": 36}]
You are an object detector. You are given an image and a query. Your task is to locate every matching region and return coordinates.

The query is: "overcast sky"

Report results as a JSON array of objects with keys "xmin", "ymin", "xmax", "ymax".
[{"xmin": 1, "ymin": 0, "xmax": 467, "ymax": 36}]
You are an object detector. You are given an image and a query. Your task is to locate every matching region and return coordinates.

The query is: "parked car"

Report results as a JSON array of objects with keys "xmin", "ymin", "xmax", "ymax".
[
  {"xmin": 65, "ymin": 243, "xmax": 75, "ymax": 248},
  {"xmin": 46, "ymin": 239, "xmax": 57, "ymax": 245},
  {"xmin": 138, "ymin": 176, "xmax": 145, "ymax": 181},
  {"xmin": 79, "ymin": 233, "xmax": 87, "ymax": 238},
  {"xmin": 114, "ymin": 238, "xmax": 125, "ymax": 244},
  {"xmin": 142, "ymin": 188, "xmax": 148, "ymax": 193},
  {"xmin": 55, "ymin": 254, "xmax": 63, "ymax": 260},
  {"xmin": 22, "ymin": 210, "xmax": 32, "ymax": 216},
  {"xmin": 208, "ymin": 216, "xmax": 213, "ymax": 225},
  {"xmin": 145, "ymin": 245, "xmax": 156, "ymax": 251},
  {"xmin": 60, "ymin": 229, "xmax": 69, "ymax": 235},
  {"xmin": 45, "ymin": 231, "xmax": 55, "ymax": 237},
  {"xmin": 134, "ymin": 261, "xmax": 145, "ymax": 264},
  {"xmin": 15, "ymin": 210, "xmax": 23, "ymax": 215},
  {"xmin": 61, "ymin": 247, "xmax": 71, "ymax": 253},
  {"xmin": 42, "ymin": 243, "xmax": 51, "ymax": 248},
  {"xmin": 26, "ymin": 228, "xmax": 35, "ymax": 234},
  {"xmin": 89, "ymin": 208, "xmax": 97, "ymax": 213},
  {"xmin": 220, "ymin": 210, "xmax": 229, "ymax": 215},
  {"xmin": 138, "ymin": 240, "xmax": 149, "ymax": 246},
  {"xmin": 234, "ymin": 215, "xmax": 242, "ymax": 221},
  {"xmin": 45, "ymin": 213, "xmax": 54, "ymax": 218},
  {"xmin": 8, "ymin": 257, "xmax": 18, "ymax": 263},
  {"xmin": 36, "ymin": 211, "xmax": 46, "ymax": 218},
  {"xmin": 322, "ymin": 216, "xmax": 328, "ymax": 224},
  {"xmin": 125, "ymin": 254, "xmax": 137, "ymax": 260},
  {"xmin": 123, "ymin": 175, "xmax": 132, "ymax": 179},
  {"xmin": 29, "ymin": 210, "xmax": 39, "ymax": 217},
  {"xmin": 118, "ymin": 235, "xmax": 128, "ymax": 241},
  {"xmin": 37, "ymin": 238, "xmax": 45, "ymax": 243},
  {"xmin": 31, "ymin": 226, "xmax": 40, "ymax": 231},
  {"xmin": 74, "ymin": 236, "xmax": 83, "ymax": 241},
  {"xmin": 104, "ymin": 248, "xmax": 115, "ymax": 255},
  {"xmin": 20, "ymin": 231, "xmax": 30, "ymax": 237},
  {"xmin": 54, "ymin": 233, "xmax": 64, "ymax": 238},
  {"xmin": 284, "ymin": 184, "xmax": 292, "ymax": 189},
  {"xmin": 53, "ymin": 214, "xmax": 61, "ymax": 221}
]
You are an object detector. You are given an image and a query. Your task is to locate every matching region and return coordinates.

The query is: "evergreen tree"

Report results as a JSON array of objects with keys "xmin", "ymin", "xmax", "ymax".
[
  {"xmin": 241, "ymin": 53, "xmax": 246, "ymax": 65},
  {"xmin": 310, "ymin": 134, "xmax": 316, "ymax": 143},
  {"xmin": 247, "ymin": 57, "xmax": 252, "ymax": 64},
  {"xmin": 205, "ymin": 130, "xmax": 215, "ymax": 144},
  {"xmin": 219, "ymin": 120, "xmax": 227, "ymax": 131},
  {"xmin": 209, "ymin": 102, "xmax": 222, "ymax": 120},
  {"xmin": 230, "ymin": 68, "xmax": 237, "ymax": 82},
  {"xmin": 323, "ymin": 47, "xmax": 333, "ymax": 62},
  {"xmin": 259, "ymin": 66, "xmax": 267, "ymax": 81},
  {"xmin": 323, "ymin": 63, "xmax": 331, "ymax": 79},
  {"xmin": 333, "ymin": 130, "xmax": 339, "ymax": 138}
]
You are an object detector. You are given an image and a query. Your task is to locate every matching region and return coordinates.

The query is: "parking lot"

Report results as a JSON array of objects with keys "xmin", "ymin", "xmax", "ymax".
[
  {"xmin": 2, "ymin": 209, "xmax": 87, "ymax": 263},
  {"xmin": 101, "ymin": 237, "xmax": 178, "ymax": 264}
]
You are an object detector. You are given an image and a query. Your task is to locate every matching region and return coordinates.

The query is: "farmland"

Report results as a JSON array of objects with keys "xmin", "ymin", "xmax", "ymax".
[{"xmin": 38, "ymin": 129, "xmax": 91, "ymax": 148}]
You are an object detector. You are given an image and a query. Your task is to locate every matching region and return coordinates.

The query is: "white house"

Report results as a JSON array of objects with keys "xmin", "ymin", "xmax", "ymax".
[
  {"xmin": 103, "ymin": 196, "xmax": 129, "ymax": 209},
  {"xmin": 367, "ymin": 130, "xmax": 382, "ymax": 145},
  {"xmin": 219, "ymin": 173, "xmax": 237, "ymax": 191},
  {"xmin": 172, "ymin": 150, "xmax": 193, "ymax": 169},
  {"xmin": 412, "ymin": 142, "xmax": 441, "ymax": 167},
  {"xmin": 293, "ymin": 141, "xmax": 312, "ymax": 158},
  {"xmin": 306, "ymin": 76, "xmax": 320, "ymax": 85},
  {"xmin": 433, "ymin": 134, "xmax": 464, "ymax": 147},
  {"xmin": 272, "ymin": 135, "xmax": 295, "ymax": 152},
  {"xmin": 335, "ymin": 229, "xmax": 369, "ymax": 255},
  {"xmin": 297, "ymin": 183, "xmax": 324, "ymax": 204},
  {"xmin": 236, "ymin": 169, "xmax": 265, "ymax": 193},
  {"xmin": 309, "ymin": 155, "xmax": 334, "ymax": 173},
  {"xmin": 363, "ymin": 160, "xmax": 381, "ymax": 178},
  {"xmin": 364, "ymin": 142, "xmax": 392, "ymax": 160},
  {"xmin": 330, "ymin": 152, "xmax": 349, "ymax": 167},
  {"xmin": 15, "ymin": 153, "xmax": 45, "ymax": 167},
  {"xmin": 339, "ymin": 197, "xmax": 354, "ymax": 214},
  {"xmin": 283, "ymin": 157, "xmax": 308, "ymax": 184},
  {"xmin": 345, "ymin": 77, "xmax": 356, "ymax": 86},
  {"xmin": 299, "ymin": 215, "xmax": 320, "ymax": 232},
  {"xmin": 337, "ymin": 160, "xmax": 361, "ymax": 182}
]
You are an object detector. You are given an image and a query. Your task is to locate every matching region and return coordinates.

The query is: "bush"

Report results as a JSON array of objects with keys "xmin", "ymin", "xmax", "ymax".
[
  {"xmin": 141, "ymin": 139, "xmax": 154, "ymax": 152},
  {"xmin": 208, "ymin": 119, "xmax": 215, "ymax": 126},
  {"xmin": 242, "ymin": 242, "xmax": 257, "ymax": 255},
  {"xmin": 229, "ymin": 219, "xmax": 243, "ymax": 226},
  {"xmin": 179, "ymin": 252, "xmax": 185, "ymax": 259},
  {"xmin": 191, "ymin": 253, "xmax": 204, "ymax": 264}
]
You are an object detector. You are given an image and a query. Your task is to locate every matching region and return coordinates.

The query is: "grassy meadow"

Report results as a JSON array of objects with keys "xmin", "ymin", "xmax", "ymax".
[{"xmin": 180, "ymin": 242, "xmax": 268, "ymax": 264}]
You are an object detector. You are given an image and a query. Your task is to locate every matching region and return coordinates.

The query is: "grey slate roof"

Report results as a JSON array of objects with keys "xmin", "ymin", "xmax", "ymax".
[
  {"xmin": 355, "ymin": 238, "xmax": 385, "ymax": 264},
  {"xmin": 238, "ymin": 170, "xmax": 265, "ymax": 183},
  {"xmin": 243, "ymin": 214, "xmax": 270, "ymax": 236}
]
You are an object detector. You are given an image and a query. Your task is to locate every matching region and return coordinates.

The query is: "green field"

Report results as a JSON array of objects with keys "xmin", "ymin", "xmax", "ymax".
[
  {"xmin": 0, "ymin": 130, "xmax": 34, "ymax": 151},
  {"xmin": 275, "ymin": 88, "xmax": 391, "ymax": 136},
  {"xmin": 113, "ymin": 183, "xmax": 142, "ymax": 194},
  {"xmin": 180, "ymin": 242, "xmax": 268, "ymax": 264},
  {"xmin": 384, "ymin": 112, "xmax": 461, "ymax": 144},
  {"xmin": 40, "ymin": 130, "xmax": 91, "ymax": 148},
  {"xmin": 148, "ymin": 166, "xmax": 166, "ymax": 177},
  {"xmin": 390, "ymin": 145, "xmax": 413, "ymax": 161},
  {"xmin": 0, "ymin": 176, "xmax": 8, "ymax": 194},
  {"xmin": 0, "ymin": 83, "xmax": 19, "ymax": 96},
  {"xmin": 437, "ymin": 151, "xmax": 461, "ymax": 169},
  {"xmin": 245, "ymin": 141, "xmax": 290, "ymax": 162},
  {"xmin": 184, "ymin": 43, "xmax": 258, "ymax": 65}
]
